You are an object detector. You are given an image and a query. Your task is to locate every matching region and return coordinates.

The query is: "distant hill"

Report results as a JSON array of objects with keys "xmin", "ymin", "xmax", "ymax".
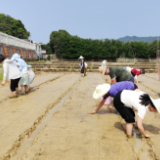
[{"xmin": 118, "ymin": 36, "xmax": 159, "ymax": 43}]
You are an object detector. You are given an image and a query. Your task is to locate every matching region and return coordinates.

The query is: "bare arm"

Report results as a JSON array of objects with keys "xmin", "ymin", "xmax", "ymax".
[
  {"xmin": 137, "ymin": 116, "xmax": 150, "ymax": 138},
  {"xmin": 89, "ymin": 98, "xmax": 105, "ymax": 114},
  {"xmin": 111, "ymin": 78, "xmax": 116, "ymax": 85}
]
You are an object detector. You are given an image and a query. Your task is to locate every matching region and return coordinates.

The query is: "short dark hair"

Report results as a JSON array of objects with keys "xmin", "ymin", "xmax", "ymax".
[
  {"xmin": 0, "ymin": 54, "xmax": 6, "ymax": 63},
  {"xmin": 141, "ymin": 69, "xmax": 145, "ymax": 74}
]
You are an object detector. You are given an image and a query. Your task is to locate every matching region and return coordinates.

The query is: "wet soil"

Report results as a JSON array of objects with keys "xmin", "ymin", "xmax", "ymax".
[{"xmin": 0, "ymin": 73, "xmax": 160, "ymax": 160}]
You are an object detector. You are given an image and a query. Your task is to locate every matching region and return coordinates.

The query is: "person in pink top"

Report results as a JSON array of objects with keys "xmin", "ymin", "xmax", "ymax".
[{"xmin": 131, "ymin": 68, "xmax": 145, "ymax": 83}]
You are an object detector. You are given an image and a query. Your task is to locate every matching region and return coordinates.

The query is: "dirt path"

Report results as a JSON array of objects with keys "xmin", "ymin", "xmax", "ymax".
[
  {"xmin": 0, "ymin": 72, "xmax": 63, "ymax": 103},
  {"xmin": 0, "ymin": 73, "xmax": 160, "ymax": 160}
]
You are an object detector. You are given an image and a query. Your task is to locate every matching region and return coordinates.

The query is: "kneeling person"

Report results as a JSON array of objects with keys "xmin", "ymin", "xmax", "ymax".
[{"xmin": 113, "ymin": 90, "xmax": 160, "ymax": 138}]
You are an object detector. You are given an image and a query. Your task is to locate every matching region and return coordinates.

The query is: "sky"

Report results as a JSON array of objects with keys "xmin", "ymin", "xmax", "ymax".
[{"xmin": 0, "ymin": 0, "xmax": 160, "ymax": 44}]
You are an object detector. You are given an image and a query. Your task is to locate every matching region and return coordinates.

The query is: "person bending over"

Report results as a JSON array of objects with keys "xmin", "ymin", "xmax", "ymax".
[
  {"xmin": 131, "ymin": 68, "xmax": 145, "ymax": 83},
  {"xmin": 0, "ymin": 54, "xmax": 21, "ymax": 97},
  {"xmin": 113, "ymin": 90, "xmax": 160, "ymax": 138},
  {"xmin": 99, "ymin": 66, "xmax": 134, "ymax": 84},
  {"xmin": 89, "ymin": 81, "xmax": 138, "ymax": 114}
]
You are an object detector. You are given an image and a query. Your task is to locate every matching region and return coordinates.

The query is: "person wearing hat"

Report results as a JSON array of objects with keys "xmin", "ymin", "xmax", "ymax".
[
  {"xmin": 131, "ymin": 68, "xmax": 145, "ymax": 83},
  {"xmin": 113, "ymin": 90, "xmax": 160, "ymax": 138},
  {"xmin": 89, "ymin": 81, "xmax": 138, "ymax": 114},
  {"xmin": 79, "ymin": 56, "xmax": 85, "ymax": 77},
  {"xmin": 102, "ymin": 60, "xmax": 107, "ymax": 67},
  {"xmin": 99, "ymin": 66, "xmax": 134, "ymax": 84}
]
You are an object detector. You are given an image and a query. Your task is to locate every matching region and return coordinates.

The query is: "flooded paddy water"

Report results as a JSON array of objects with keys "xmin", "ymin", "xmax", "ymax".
[{"xmin": 0, "ymin": 72, "xmax": 160, "ymax": 160}]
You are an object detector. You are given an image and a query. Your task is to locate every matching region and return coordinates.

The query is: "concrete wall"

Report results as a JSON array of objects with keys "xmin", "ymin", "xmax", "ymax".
[
  {"xmin": 0, "ymin": 32, "xmax": 40, "ymax": 59},
  {"xmin": 0, "ymin": 44, "xmax": 38, "ymax": 59}
]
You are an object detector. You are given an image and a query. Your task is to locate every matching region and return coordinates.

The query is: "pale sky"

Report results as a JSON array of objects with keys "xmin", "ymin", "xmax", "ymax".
[{"xmin": 0, "ymin": 0, "xmax": 160, "ymax": 44}]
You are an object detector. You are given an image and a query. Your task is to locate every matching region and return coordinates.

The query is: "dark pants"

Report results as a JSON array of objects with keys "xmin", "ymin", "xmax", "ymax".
[
  {"xmin": 113, "ymin": 91, "xmax": 135, "ymax": 123},
  {"xmin": 131, "ymin": 72, "xmax": 136, "ymax": 77},
  {"xmin": 10, "ymin": 78, "xmax": 20, "ymax": 92}
]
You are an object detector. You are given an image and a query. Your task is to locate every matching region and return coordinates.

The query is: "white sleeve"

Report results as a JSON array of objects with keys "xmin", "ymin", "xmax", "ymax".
[
  {"xmin": 138, "ymin": 107, "xmax": 147, "ymax": 119},
  {"xmin": 3, "ymin": 63, "xmax": 8, "ymax": 80}
]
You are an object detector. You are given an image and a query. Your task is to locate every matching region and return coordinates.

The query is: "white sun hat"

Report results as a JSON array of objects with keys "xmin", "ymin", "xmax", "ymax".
[
  {"xmin": 93, "ymin": 84, "xmax": 111, "ymax": 99},
  {"xmin": 149, "ymin": 97, "xmax": 160, "ymax": 114},
  {"xmin": 99, "ymin": 66, "xmax": 107, "ymax": 75},
  {"xmin": 78, "ymin": 55, "xmax": 84, "ymax": 59}
]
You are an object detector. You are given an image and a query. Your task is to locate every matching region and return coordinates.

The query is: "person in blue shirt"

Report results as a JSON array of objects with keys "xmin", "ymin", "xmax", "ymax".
[{"xmin": 89, "ymin": 81, "xmax": 139, "ymax": 114}]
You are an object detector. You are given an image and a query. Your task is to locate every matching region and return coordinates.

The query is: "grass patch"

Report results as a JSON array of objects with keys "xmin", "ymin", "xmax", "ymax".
[{"xmin": 0, "ymin": 73, "xmax": 3, "ymax": 81}]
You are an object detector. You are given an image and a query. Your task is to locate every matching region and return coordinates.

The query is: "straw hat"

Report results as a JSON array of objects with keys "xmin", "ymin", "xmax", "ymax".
[
  {"xmin": 78, "ymin": 56, "xmax": 84, "ymax": 59},
  {"xmin": 93, "ymin": 84, "xmax": 111, "ymax": 99},
  {"xmin": 99, "ymin": 66, "xmax": 107, "ymax": 75},
  {"xmin": 150, "ymin": 97, "xmax": 160, "ymax": 114}
]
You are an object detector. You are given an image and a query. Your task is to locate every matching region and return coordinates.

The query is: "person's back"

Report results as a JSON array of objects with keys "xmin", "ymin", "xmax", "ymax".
[
  {"xmin": 109, "ymin": 67, "xmax": 132, "ymax": 82},
  {"xmin": 109, "ymin": 81, "xmax": 135, "ymax": 97},
  {"xmin": 3, "ymin": 59, "xmax": 21, "ymax": 80},
  {"xmin": 121, "ymin": 90, "xmax": 148, "ymax": 119}
]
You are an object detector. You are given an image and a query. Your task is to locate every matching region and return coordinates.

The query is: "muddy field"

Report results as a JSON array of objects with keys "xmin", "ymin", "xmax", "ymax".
[{"xmin": 0, "ymin": 72, "xmax": 160, "ymax": 160}]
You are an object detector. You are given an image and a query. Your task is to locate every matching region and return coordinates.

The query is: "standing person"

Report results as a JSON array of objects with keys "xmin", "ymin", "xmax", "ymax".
[
  {"xmin": 79, "ymin": 56, "xmax": 85, "ymax": 77},
  {"xmin": 102, "ymin": 59, "xmax": 107, "ymax": 67},
  {"xmin": 0, "ymin": 54, "xmax": 21, "ymax": 97},
  {"xmin": 131, "ymin": 68, "xmax": 145, "ymax": 83},
  {"xmin": 89, "ymin": 81, "xmax": 138, "ymax": 114},
  {"xmin": 99, "ymin": 66, "xmax": 134, "ymax": 84},
  {"xmin": 113, "ymin": 90, "xmax": 160, "ymax": 138},
  {"xmin": 12, "ymin": 53, "xmax": 30, "ymax": 95}
]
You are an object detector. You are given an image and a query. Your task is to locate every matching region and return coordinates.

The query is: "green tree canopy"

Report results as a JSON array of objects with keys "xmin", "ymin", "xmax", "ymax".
[
  {"xmin": 49, "ymin": 30, "xmax": 159, "ymax": 59},
  {"xmin": 0, "ymin": 13, "xmax": 30, "ymax": 39}
]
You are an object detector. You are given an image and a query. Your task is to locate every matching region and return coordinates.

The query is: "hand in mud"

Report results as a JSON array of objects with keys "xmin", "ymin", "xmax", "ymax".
[
  {"xmin": 2, "ymin": 80, "xmax": 5, "ymax": 86},
  {"xmin": 145, "ymin": 134, "xmax": 151, "ymax": 138},
  {"xmin": 88, "ymin": 111, "xmax": 96, "ymax": 114}
]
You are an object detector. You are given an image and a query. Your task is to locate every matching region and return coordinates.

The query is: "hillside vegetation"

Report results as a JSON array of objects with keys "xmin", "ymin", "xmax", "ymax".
[{"xmin": 49, "ymin": 30, "xmax": 159, "ymax": 59}]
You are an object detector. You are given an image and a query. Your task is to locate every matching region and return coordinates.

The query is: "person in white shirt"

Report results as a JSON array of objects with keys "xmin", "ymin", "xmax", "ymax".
[
  {"xmin": 12, "ymin": 53, "xmax": 30, "ymax": 95},
  {"xmin": 113, "ymin": 90, "xmax": 160, "ymax": 138},
  {"xmin": 0, "ymin": 54, "xmax": 21, "ymax": 97}
]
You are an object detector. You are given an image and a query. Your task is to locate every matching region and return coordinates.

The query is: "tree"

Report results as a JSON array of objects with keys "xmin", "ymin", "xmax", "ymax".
[
  {"xmin": 49, "ymin": 29, "xmax": 158, "ymax": 59},
  {"xmin": 0, "ymin": 13, "xmax": 30, "ymax": 39}
]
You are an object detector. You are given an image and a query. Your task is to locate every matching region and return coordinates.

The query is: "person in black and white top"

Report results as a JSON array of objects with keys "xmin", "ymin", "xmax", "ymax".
[
  {"xmin": 113, "ymin": 90, "xmax": 160, "ymax": 138},
  {"xmin": 0, "ymin": 54, "xmax": 21, "ymax": 97}
]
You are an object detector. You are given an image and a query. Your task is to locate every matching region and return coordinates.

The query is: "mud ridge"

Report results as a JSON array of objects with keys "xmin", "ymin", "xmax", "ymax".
[
  {"xmin": 138, "ymin": 83, "xmax": 157, "ymax": 95},
  {"xmin": 143, "ymin": 74, "xmax": 159, "ymax": 82},
  {"xmin": 0, "ymin": 75, "xmax": 64, "ymax": 106},
  {"xmin": 118, "ymin": 117, "xmax": 138, "ymax": 160},
  {"xmin": 2, "ymin": 77, "xmax": 80, "ymax": 160}
]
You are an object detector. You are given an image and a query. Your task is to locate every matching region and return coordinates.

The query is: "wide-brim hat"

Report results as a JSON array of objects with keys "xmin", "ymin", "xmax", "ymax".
[
  {"xmin": 149, "ymin": 97, "xmax": 160, "ymax": 114},
  {"xmin": 93, "ymin": 84, "xmax": 111, "ymax": 99},
  {"xmin": 99, "ymin": 66, "xmax": 107, "ymax": 75},
  {"xmin": 78, "ymin": 56, "xmax": 84, "ymax": 59}
]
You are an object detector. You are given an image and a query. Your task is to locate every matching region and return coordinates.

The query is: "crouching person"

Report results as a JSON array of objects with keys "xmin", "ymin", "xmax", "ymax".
[
  {"xmin": 113, "ymin": 90, "xmax": 160, "ymax": 138},
  {"xmin": 0, "ymin": 54, "xmax": 21, "ymax": 97}
]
